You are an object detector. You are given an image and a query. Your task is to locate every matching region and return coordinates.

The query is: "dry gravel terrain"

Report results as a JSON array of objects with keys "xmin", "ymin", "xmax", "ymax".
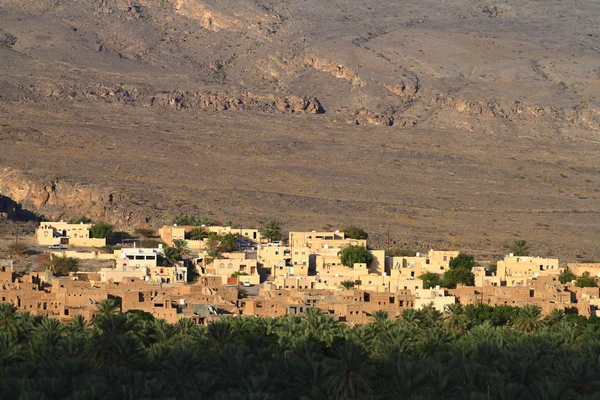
[{"xmin": 0, "ymin": 0, "xmax": 599, "ymax": 259}]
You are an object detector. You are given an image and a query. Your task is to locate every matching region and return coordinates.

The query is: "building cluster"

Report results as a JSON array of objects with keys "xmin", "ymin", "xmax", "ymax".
[{"xmin": 0, "ymin": 221, "xmax": 598, "ymax": 324}]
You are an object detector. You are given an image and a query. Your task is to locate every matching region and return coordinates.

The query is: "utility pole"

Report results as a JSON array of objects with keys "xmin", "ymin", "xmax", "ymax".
[{"xmin": 15, "ymin": 221, "xmax": 19, "ymax": 245}]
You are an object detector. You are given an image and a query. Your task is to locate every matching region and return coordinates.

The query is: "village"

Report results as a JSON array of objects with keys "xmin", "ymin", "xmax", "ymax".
[{"xmin": 1, "ymin": 218, "xmax": 599, "ymax": 325}]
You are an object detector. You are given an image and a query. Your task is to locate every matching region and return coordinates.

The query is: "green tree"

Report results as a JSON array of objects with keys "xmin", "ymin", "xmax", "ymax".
[
  {"xmin": 68, "ymin": 216, "xmax": 93, "ymax": 224},
  {"xmin": 513, "ymin": 304, "xmax": 541, "ymax": 332},
  {"xmin": 371, "ymin": 310, "xmax": 389, "ymax": 326},
  {"xmin": 172, "ymin": 239, "xmax": 191, "ymax": 259},
  {"xmin": 443, "ymin": 303, "xmax": 465, "ymax": 332},
  {"xmin": 385, "ymin": 248, "xmax": 416, "ymax": 257},
  {"xmin": 139, "ymin": 239, "xmax": 162, "ymax": 248},
  {"xmin": 575, "ymin": 271, "xmax": 598, "ymax": 288},
  {"xmin": 558, "ymin": 269, "xmax": 577, "ymax": 284},
  {"xmin": 340, "ymin": 280, "xmax": 355, "ymax": 290},
  {"xmin": 48, "ymin": 256, "xmax": 79, "ymax": 276},
  {"xmin": 205, "ymin": 234, "xmax": 220, "ymax": 251},
  {"xmin": 325, "ymin": 342, "xmax": 373, "ymax": 399},
  {"xmin": 449, "ymin": 254, "xmax": 475, "ymax": 269},
  {"xmin": 442, "ymin": 267, "xmax": 474, "ymax": 289},
  {"xmin": 420, "ymin": 272, "xmax": 442, "ymax": 289},
  {"xmin": 90, "ymin": 222, "xmax": 114, "ymax": 239},
  {"xmin": 94, "ymin": 299, "xmax": 121, "ymax": 319},
  {"xmin": 510, "ymin": 239, "xmax": 530, "ymax": 256},
  {"xmin": 189, "ymin": 227, "xmax": 209, "ymax": 240},
  {"xmin": 161, "ymin": 246, "xmax": 181, "ymax": 267},
  {"xmin": 219, "ymin": 233, "xmax": 238, "ymax": 252},
  {"xmin": 172, "ymin": 215, "xmax": 216, "ymax": 226},
  {"xmin": 261, "ymin": 220, "xmax": 282, "ymax": 242},
  {"xmin": 8, "ymin": 243, "xmax": 28, "ymax": 254},
  {"xmin": 338, "ymin": 245, "xmax": 373, "ymax": 268},
  {"xmin": 343, "ymin": 226, "xmax": 369, "ymax": 240}
]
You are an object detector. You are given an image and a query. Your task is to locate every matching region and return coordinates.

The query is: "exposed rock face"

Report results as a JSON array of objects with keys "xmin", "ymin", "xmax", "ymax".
[
  {"xmin": 21, "ymin": 83, "xmax": 325, "ymax": 115},
  {"xmin": 0, "ymin": 168, "xmax": 151, "ymax": 228},
  {"xmin": 434, "ymin": 95, "xmax": 600, "ymax": 131},
  {"xmin": 304, "ymin": 54, "xmax": 419, "ymax": 98},
  {"xmin": 350, "ymin": 109, "xmax": 418, "ymax": 127},
  {"xmin": 305, "ymin": 54, "xmax": 365, "ymax": 87}
]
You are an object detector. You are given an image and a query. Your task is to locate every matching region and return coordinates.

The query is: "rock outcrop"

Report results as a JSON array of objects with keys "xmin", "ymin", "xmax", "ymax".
[
  {"xmin": 21, "ymin": 83, "xmax": 325, "ymax": 115},
  {"xmin": 0, "ymin": 168, "xmax": 152, "ymax": 228},
  {"xmin": 434, "ymin": 95, "xmax": 600, "ymax": 131}
]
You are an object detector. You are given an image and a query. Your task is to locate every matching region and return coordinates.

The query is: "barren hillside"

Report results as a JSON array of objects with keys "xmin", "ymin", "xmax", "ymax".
[{"xmin": 1, "ymin": 0, "xmax": 599, "ymax": 259}]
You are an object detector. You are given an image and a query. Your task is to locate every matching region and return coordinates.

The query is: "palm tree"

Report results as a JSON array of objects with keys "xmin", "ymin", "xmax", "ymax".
[
  {"xmin": 149, "ymin": 318, "xmax": 175, "ymax": 344},
  {"xmin": 261, "ymin": 220, "xmax": 282, "ymax": 242},
  {"xmin": 400, "ymin": 308, "xmax": 422, "ymax": 327},
  {"xmin": 68, "ymin": 314, "xmax": 89, "ymax": 334},
  {"xmin": 513, "ymin": 304, "xmax": 541, "ymax": 333},
  {"xmin": 379, "ymin": 357, "xmax": 428, "ymax": 399},
  {"xmin": 340, "ymin": 280, "xmax": 356, "ymax": 290},
  {"xmin": 0, "ymin": 302, "xmax": 18, "ymax": 334},
  {"xmin": 174, "ymin": 317, "xmax": 197, "ymax": 336},
  {"xmin": 420, "ymin": 303, "xmax": 443, "ymax": 328},
  {"xmin": 161, "ymin": 246, "xmax": 180, "ymax": 267},
  {"xmin": 34, "ymin": 317, "xmax": 66, "ymax": 347},
  {"xmin": 325, "ymin": 342, "xmax": 373, "ymax": 399},
  {"xmin": 172, "ymin": 239, "xmax": 191, "ymax": 259},
  {"xmin": 371, "ymin": 310, "xmax": 389, "ymax": 327},
  {"xmin": 544, "ymin": 309, "xmax": 565, "ymax": 326},
  {"xmin": 510, "ymin": 240, "xmax": 530, "ymax": 256},
  {"xmin": 207, "ymin": 320, "xmax": 235, "ymax": 346},
  {"xmin": 94, "ymin": 299, "xmax": 121, "ymax": 320},
  {"xmin": 443, "ymin": 303, "xmax": 466, "ymax": 332}
]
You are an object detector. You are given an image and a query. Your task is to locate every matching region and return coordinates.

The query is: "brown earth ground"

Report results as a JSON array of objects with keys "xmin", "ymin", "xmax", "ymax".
[{"xmin": 0, "ymin": 0, "xmax": 599, "ymax": 260}]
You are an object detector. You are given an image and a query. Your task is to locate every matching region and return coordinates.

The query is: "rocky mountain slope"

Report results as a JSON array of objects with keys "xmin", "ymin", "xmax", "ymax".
[{"xmin": 1, "ymin": 0, "xmax": 599, "ymax": 258}]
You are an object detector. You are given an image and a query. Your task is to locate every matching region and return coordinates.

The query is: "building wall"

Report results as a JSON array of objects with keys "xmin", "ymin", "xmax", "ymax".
[
  {"xmin": 37, "ymin": 221, "xmax": 106, "ymax": 247},
  {"xmin": 50, "ymin": 251, "xmax": 115, "ymax": 260},
  {"xmin": 497, "ymin": 256, "xmax": 561, "ymax": 285},
  {"xmin": 203, "ymin": 257, "xmax": 260, "ymax": 285},
  {"xmin": 568, "ymin": 263, "xmax": 600, "ymax": 277},
  {"xmin": 100, "ymin": 267, "xmax": 148, "ymax": 283},
  {"xmin": 159, "ymin": 225, "xmax": 261, "ymax": 247}
]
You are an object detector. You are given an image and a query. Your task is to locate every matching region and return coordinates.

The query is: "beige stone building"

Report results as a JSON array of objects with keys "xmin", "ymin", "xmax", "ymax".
[
  {"xmin": 567, "ymin": 263, "xmax": 600, "ymax": 278},
  {"xmin": 159, "ymin": 225, "xmax": 261, "ymax": 250},
  {"xmin": 36, "ymin": 221, "xmax": 106, "ymax": 247},
  {"xmin": 413, "ymin": 288, "xmax": 456, "ymax": 311},
  {"xmin": 200, "ymin": 252, "xmax": 260, "ymax": 285},
  {"xmin": 496, "ymin": 255, "xmax": 561, "ymax": 286},
  {"xmin": 386, "ymin": 249, "xmax": 460, "ymax": 276}
]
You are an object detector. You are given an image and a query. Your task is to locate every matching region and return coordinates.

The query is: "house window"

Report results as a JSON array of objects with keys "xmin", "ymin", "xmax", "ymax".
[
  {"xmin": 219, "ymin": 264, "xmax": 225, "ymax": 269},
  {"xmin": 228, "ymin": 264, "xmax": 233, "ymax": 269}
]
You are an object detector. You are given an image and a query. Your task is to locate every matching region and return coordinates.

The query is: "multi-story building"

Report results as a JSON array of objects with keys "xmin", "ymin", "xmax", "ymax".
[
  {"xmin": 36, "ymin": 221, "xmax": 106, "ymax": 247},
  {"xmin": 496, "ymin": 255, "xmax": 561, "ymax": 286},
  {"xmin": 200, "ymin": 252, "xmax": 260, "ymax": 285}
]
